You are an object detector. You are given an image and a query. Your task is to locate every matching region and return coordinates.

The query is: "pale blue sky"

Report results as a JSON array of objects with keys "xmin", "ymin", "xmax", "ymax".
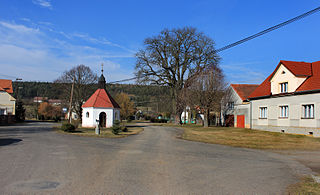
[{"xmin": 0, "ymin": 0, "xmax": 320, "ymax": 84}]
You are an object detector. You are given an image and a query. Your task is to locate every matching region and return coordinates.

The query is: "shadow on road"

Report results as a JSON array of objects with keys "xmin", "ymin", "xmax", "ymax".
[{"xmin": 0, "ymin": 138, "xmax": 22, "ymax": 146}]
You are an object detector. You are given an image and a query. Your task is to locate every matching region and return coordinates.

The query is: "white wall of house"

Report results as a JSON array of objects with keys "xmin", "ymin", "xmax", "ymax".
[
  {"xmin": 82, "ymin": 107, "xmax": 120, "ymax": 128},
  {"xmin": 270, "ymin": 64, "xmax": 307, "ymax": 94},
  {"xmin": 221, "ymin": 87, "xmax": 245, "ymax": 126},
  {"xmin": 251, "ymin": 93, "xmax": 320, "ymax": 137},
  {"xmin": 0, "ymin": 91, "xmax": 15, "ymax": 115}
]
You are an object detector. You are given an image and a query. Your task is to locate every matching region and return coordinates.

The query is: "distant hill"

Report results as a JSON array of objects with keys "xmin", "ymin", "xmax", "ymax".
[{"xmin": 12, "ymin": 81, "xmax": 172, "ymax": 113}]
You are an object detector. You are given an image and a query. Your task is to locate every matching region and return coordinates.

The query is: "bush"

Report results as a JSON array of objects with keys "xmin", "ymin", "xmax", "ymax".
[
  {"xmin": 112, "ymin": 120, "xmax": 121, "ymax": 135},
  {"xmin": 61, "ymin": 123, "xmax": 76, "ymax": 132},
  {"xmin": 122, "ymin": 126, "xmax": 128, "ymax": 132},
  {"xmin": 71, "ymin": 119, "xmax": 80, "ymax": 129}
]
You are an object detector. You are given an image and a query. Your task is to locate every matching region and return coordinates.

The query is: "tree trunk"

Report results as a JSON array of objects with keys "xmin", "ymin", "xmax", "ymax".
[{"xmin": 203, "ymin": 108, "xmax": 209, "ymax": 128}]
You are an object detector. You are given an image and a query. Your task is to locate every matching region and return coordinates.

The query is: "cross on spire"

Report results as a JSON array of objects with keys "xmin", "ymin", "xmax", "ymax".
[{"xmin": 101, "ymin": 63, "xmax": 104, "ymax": 74}]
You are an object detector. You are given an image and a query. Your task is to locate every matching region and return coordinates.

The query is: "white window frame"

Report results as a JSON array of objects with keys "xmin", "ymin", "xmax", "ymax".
[
  {"xmin": 259, "ymin": 107, "xmax": 267, "ymax": 119},
  {"xmin": 280, "ymin": 82, "xmax": 288, "ymax": 93},
  {"xmin": 228, "ymin": 102, "xmax": 234, "ymax": 110},
  {"xmin": 302, "ymin": 104, "xmax": 314, "ymax": 119},
  {"xmin": 279, "ymin": 105, "xmax": 289, "ymax": 118}
]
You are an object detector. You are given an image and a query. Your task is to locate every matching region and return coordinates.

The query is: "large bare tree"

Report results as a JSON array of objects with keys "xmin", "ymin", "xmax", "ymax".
[
  {"xmin": 55, "ymin": 65, "xmax": 98, "ymax": 121},
  {"xmin": 135, "ymin": 27, "xmax": 220, "ymax": 123}
]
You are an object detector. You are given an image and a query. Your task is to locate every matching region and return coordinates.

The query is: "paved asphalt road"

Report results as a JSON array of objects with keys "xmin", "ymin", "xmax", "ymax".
[{"xmin": 0, "ymin": 122, "xmax": 312, "ymax": 194}]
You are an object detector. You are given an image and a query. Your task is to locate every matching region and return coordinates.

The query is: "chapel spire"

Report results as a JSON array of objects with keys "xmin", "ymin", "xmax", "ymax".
[{"xmin": 98, "ymin": 63, "xmax": 106, "ymax": 89}]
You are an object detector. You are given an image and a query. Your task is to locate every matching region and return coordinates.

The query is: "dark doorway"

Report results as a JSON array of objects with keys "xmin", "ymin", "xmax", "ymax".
[{"xmin": 99, "ymin": 112, "xmax": 106, "ymax": 127}]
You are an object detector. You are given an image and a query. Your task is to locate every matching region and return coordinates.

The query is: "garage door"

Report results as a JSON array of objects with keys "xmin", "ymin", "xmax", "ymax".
[{"xmin": 236, "ymin": 115, "xmax": 245, "ymax": 128}]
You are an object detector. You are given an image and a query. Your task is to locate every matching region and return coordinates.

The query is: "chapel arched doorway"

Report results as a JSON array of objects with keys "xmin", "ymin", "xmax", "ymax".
[{"xmin": 99, "ymin": 112, "xmax": 107, "ymax": 127}]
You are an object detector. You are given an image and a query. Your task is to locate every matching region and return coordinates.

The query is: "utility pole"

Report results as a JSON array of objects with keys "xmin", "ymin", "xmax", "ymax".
[{"xmin": 68, "ymin": 76, "xmax": 75, "ymax": 123}]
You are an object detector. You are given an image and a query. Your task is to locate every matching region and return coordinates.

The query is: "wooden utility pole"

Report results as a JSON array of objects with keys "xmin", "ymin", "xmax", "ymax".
[{"xmin": 68, "ymin": 76, "xmax": 75, "ymax": 123}]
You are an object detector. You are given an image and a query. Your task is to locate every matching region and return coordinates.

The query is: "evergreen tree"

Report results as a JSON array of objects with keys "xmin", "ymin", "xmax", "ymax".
[{"xmin": 15, "ymin": 100, "xmax": 25, "ymax": 122}]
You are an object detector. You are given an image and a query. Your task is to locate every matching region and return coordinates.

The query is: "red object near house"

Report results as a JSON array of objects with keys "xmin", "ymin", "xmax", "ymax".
[{"xmin": 236, "ymin": 115, "xmax": 245, "ymax": 128}]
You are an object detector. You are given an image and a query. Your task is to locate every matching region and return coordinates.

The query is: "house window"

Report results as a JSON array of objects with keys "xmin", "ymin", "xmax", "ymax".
[
  {"xmin": 259, "ymin": 107, "xmax": 267, "ymax": 119},
  {"xmin": 302, "ymin": 104, "xmax": 314, "ymax": 119},
  {"xmin": 228, "ymin": 102, "xmax": 234, "ymax": 110},
  {"xmin": 86, "ymin": 112, "xmax": 89, "ymax": 118},
  {"xmin": 0, "ymin": 109, "xmax": 5, "ymax": 115},
  {"xmin": 280, "ymin": 106, "xmax": 289, "ymax": 118},
  {"xmin": 280, "ymin": 82, "xmax": 288, "ymax": 93}
]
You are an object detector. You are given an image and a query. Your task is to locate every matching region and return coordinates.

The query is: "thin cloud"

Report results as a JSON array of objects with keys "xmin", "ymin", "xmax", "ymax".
[
  {"xmin": 0, "ymin": 20, "xmax": 135, "ymax": 81},
  {"xmin": 221, "ymin": 61, "xmax": 266, "ymax": 84},
  {"xmin": 32, "ymin": 0, "xmax": 52, "ymax": 9}
]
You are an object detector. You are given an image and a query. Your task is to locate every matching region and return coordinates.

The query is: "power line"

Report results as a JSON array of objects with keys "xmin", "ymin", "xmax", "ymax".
[
  {"xmin": 215, "ymin": 5, "xmax": 320, "ymax": 52},
  {"xmin": 108, "ymin": 5, "xmax": 320, "ymax": 84}
]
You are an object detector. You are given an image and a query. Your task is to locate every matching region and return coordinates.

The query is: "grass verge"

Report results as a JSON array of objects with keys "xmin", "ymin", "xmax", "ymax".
[
  {"xmin": 287, "ymin": 176, "xmax": 320, "ymax": 194},
  {"xmin": 57, "ymin": 126, "xmax": 143, "ymax": 138},
  {"xmin": 178, "ymin": 125, "xmax": 320, "ymax": 150}
]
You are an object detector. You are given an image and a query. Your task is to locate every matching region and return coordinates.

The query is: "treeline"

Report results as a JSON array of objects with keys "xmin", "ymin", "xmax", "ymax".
[{"xmin": 12, "ymin": 81, "xmax": 172, "ymax": 111}]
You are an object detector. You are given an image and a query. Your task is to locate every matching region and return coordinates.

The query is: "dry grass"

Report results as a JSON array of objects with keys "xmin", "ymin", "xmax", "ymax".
[
  {"xmin": 286, "ymin": 176, "xmax": 320, "ymax": 194},
  {"xmin": 180, "ymin": 125, "xmax": 320, "ymax": 150},
  {"xmin": 57, "ymin": 126, "xmax": 143, "ymax": 138}
]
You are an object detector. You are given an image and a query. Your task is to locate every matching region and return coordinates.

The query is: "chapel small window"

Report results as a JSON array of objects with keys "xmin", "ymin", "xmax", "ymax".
[{"xmin": 86, "ymin": 112, "xmax": 89, "ymax": 118}]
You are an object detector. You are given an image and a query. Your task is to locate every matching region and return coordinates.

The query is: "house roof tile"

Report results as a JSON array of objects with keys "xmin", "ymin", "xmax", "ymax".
[
  {"xmin": 230, "ymin": 84, "xmax": 259, "ymax": 101},
  {"xmin": 0, "ymin": 79, "xmax": 13, "ymax": 93},
  {"xmin": 248, "ymin": 60, "xmax": 320, "ymax": 99}
]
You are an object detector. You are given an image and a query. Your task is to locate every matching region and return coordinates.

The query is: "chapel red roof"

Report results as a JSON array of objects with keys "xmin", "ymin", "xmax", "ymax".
[
  {"xmin": 82, "ymin": 88, "xmax": 120, "ymax": 108},
  {"xmin": 230, "ymin": 84, "xmax": 259, "ymax": 101},
  {"xmin": 248, "ymin": 60, "xmax": 320, "ymax": 99},
  {"xmin": 0, "ymin": 79, "xmax": 13, "ymax": 93}
]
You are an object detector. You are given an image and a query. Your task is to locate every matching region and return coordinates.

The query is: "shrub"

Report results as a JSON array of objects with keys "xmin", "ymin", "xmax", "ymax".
[
  {"xmin": 122, "ymin": 126, "xmax": 128, "ymax": 132},
  {"xmin": 71, "ymin": 119, "xmax": 80, "ymax": 129},
  {"xmin": 112, "ymin": 120, "xmax": 121, "ymax": 135},
  {"xmin": 61, "ymin": 123, "xmax": 76, "ymax": 132}
]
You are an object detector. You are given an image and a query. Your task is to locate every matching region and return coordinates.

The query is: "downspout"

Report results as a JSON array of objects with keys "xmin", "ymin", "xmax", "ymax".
[{"xmin": 250, "ymin": 100, "xmax": 252, "ymax": 129}]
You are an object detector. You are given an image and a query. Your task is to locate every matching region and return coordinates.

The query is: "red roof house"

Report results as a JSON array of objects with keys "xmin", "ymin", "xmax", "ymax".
[
  {"xmin": 248, "ymin": 60, "xmax": 320, "ymax": 99},
  {"xmin": 0, "ymin": 79, "xmax": 13, "ymax": 94}
]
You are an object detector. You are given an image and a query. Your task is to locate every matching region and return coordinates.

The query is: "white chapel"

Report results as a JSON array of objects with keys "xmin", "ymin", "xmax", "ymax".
[{"xmin": 82, "ymin": 68, "xmax": 120, "ymax": 128}]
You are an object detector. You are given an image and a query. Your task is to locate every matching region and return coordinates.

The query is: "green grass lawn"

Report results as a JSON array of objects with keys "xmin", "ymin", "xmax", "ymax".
[{"xmin": 160, "ymin": 124, "xmax": 320, "ymax": 150}]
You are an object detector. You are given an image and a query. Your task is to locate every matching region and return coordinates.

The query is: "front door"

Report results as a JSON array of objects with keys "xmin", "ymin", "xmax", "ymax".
[
  {"xmin": 236, "ymin": 115, "xmax": 245, "ymax": 128},
  {"xmin": 99, "ymin": 112, "xmax": 106, "ymax": 127}
]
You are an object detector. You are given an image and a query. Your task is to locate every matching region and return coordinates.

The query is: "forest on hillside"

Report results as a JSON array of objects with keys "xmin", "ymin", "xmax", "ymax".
[{"xmin": 12, "ymin": 81, "xmax": 173, "ymax": 113}]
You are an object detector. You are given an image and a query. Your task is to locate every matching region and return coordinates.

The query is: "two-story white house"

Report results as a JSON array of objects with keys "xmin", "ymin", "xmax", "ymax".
[
  {"xmin": 0, "ymin": 79, "xmax": 15, "ymax": 116},
  {"xmin": 248, "ymin": 60, "xmax": 320, "ymax": 137}
]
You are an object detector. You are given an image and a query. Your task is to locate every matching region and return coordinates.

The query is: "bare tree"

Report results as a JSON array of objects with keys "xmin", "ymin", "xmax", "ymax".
[
  {"xmin": 135, "ymin": 27, "xmax": 220, "ymax": 123},
  {"xmin": 55, "ymin": 65, "xmax": 98, "ymax": 121},
  {"xmin": 187, "ymin": 67, "xmax": 226, "ymax": 127}
]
